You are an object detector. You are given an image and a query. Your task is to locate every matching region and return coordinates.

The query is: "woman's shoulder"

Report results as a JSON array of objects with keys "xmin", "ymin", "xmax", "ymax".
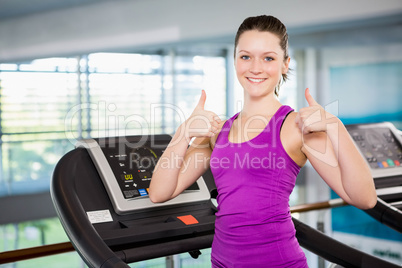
[
  {"xmin": 281, "ymin": 111, "xmax": 307, "ymax": 167},
  {"xmin": 281, "ymin": 111, "xmax": 301, "ymax": 140}
]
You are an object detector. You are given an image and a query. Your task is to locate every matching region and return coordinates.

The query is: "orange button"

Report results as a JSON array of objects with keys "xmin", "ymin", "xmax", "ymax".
[
  {"xmin": 382, "ymin": 161, "xmax": 389, "ymax": 168},
  {"xmin": 177, "ymin": 215, "xmax": 199, "ymax": 225}
]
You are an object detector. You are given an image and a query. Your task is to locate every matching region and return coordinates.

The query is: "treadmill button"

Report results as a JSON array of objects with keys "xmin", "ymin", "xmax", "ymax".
[
  {"xmin": 395, "ymin": 160, "xmax": 401, "ymax": 166},
  {"xmin": 138, "ymin": 189, "xmax": 148, "ymax": 196},
  {"xmin": 382, "ymin": 161, "xmax": 389, "ymax": 168},
  {"xmin": 377, "ymin": 162, "xmax": 384, "ymax": 168},
  {"xmin": 177, "ymin": 215, "xmax": 199, "ymax": 225},
  {"xmin": 387, "ymin": 159, "xmax": 395, "ymax": 167}
]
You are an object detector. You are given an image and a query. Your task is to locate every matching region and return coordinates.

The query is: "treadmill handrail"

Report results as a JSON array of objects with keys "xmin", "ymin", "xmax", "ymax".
[
  {"xmin": 293, "ymin": 218, "xmax": 400, "ymax": 268},
  {"xmin": 364, "ymin": 197, "xmax": 402, "ymax": 234},
  {"xmin": 376, "ymin": 186, "xmax": 402, "ymax": 197}
]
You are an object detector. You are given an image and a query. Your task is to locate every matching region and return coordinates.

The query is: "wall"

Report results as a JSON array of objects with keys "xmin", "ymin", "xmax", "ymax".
[{"xmin": 1, "ymin": 0, "xmax": 402, "ymax": 61}]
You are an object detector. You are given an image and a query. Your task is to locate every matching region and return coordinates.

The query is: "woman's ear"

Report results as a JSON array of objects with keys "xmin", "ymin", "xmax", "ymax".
[{"xmin": 282, "ymin": 57, "xmax": 291, "ymax": 74}]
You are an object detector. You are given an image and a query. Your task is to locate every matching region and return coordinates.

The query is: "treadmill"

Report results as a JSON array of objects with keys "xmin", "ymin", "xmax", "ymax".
[
  {"xmin": 51, "ymin": 134, "xmax": 400, "ymax": 268},
  {"xmin": 346, "ymin": 122, "xmax": 402, "ymax": 233}
]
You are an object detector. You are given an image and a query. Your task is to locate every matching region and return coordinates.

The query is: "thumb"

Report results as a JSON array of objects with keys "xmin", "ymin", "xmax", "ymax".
[
  {"xmin": 305, "ymin": 88, "xmax": 318, "ymax": 106},
  {"xmin": 196, "ymin": 90, "xmax": 206, "ymax": 110}
]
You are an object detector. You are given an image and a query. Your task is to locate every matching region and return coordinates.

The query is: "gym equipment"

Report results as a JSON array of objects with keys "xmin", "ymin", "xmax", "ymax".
[
  {"xmin": 75, "ymin": 135, "xmax": 211, "ymax": 214},
  {"xmin": 51, "ymin": 133, "xmax": 400, "ymax": 267},
  {"xmin": 51, "ymin": 135, "xmax": 216, "ymax": 268},
  {"xmin": 346, "ymin": 122, "xmax": 402, "ymax": 233}
]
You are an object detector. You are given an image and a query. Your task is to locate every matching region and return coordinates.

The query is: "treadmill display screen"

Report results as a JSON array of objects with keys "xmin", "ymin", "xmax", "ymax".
[{"xmin": 99, "ymin": 139, "xmax": 199, "ymax": 200}]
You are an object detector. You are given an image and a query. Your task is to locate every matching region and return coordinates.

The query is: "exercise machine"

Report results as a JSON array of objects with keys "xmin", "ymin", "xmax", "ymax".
[
  {"xmin": 51, "ymin": 133, "xmax": 400, "ymax": 267},
  {"xmin": 346, "ymin": 122, "xmax": 402, "ymax": 233}
]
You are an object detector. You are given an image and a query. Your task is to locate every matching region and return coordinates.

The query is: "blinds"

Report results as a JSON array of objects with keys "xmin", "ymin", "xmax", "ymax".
[
  {"xmin": 0, "ymin": 59, "xmax": 79, "ymax": 142},
  {"xmin": 0, "ymin": 51, "xmax": 227, "ymax": 196}
]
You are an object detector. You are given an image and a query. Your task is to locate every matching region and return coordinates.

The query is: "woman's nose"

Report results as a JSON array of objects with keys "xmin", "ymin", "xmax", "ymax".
[{"xmin": 249, "ymin": 59, "xmax": 262, "ymax": 74}]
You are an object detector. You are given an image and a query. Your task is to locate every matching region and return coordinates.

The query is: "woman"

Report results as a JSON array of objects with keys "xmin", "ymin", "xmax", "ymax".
[{"xmin": 149, "ymin": 15, "xmax": 377, "ymax": 267}]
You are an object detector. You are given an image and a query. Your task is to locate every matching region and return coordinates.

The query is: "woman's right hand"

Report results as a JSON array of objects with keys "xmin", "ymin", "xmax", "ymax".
[
  {"xmin": 150, "ymin": 90, "xmax": 220, "ymax": 203},
  {"xmin": 184, "ymin": 90, "xmax": 221, "ymax": 139}
]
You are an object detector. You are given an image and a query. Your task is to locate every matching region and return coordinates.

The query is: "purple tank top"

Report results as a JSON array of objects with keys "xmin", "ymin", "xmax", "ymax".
[{"xmin": 210, "ymin": 105, "xmax": 308, "ymax": 267}]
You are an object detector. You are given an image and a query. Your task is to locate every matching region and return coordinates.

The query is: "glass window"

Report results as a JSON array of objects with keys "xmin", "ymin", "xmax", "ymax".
[
  {"xmin": 0, "ymin": 51, "xmax": 227, "ymax": 197},
  {"xmin": 166, "ymin": 54, "xmax": 227, "ymax": 132},
  {"xmin": 0, "ymin": 58, "xmax": 79, "ymax": 196},
  {"xmin": 84, "ymin": 53, "xmax": 164, "ymax": 138},
  {"xmin": 0, "ymin": 50, "xmax": 227, "ymax": 267}
]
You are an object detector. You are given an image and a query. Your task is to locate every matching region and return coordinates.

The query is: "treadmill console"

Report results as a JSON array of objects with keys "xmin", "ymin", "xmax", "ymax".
[
  {"xmin": 76, "ymin": 135, "xmax": 210, "ymax": 214},
  {"xmin": 346, "ymin": 122, "xmax": 402, "ymax": 179}
]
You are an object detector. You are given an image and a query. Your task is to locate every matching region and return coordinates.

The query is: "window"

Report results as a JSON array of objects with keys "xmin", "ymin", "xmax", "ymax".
[
  {"xmin": 0, "ymin": 58, "xmax": 79, "ymax": 196},
  {"xmin": 0, "ymin": 50, "xmax": 227, "ymax": 267},
  {"xmin": 0, "ymin": 51, "xmax": 227, "ymax": 197}
]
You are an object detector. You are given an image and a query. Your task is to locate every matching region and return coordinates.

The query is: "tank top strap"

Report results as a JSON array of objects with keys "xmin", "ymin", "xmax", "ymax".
[
  {"xmin": 215, "ymin": 112, "xmax": 239, "ymax": 145},
  {"xmin": 272, "ymin": 105, "xmax": 294, "ymax": 137}
]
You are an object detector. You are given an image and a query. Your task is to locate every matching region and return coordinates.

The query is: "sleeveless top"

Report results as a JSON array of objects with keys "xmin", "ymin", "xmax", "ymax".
[{"xmin": 210, "ymin": 105, "xmax": 308, "ymax": 268}]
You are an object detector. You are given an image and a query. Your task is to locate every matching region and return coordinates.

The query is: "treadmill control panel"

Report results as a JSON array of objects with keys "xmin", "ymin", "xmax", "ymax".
[
  {"xmin": 346, "ymin": 122, "xmax": 402, "ymax": 179},
  {"xmin": 76, "ymin": 135, "xmax": 210, "ymax": 214},
  {"xmin": 100, "ymin": 143, "xmax": 198, "ymax": 200}
]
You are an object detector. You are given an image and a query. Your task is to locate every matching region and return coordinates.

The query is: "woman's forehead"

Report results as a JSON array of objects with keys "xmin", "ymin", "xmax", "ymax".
[{"xmin": 236, "ymin": 30, "xmax": 283, "ymax": 54}]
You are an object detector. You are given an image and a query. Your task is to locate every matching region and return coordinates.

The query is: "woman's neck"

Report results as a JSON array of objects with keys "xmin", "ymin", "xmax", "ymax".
[{"xmin": 240, "ymin": 93, "xmax": 282, "ymax": 119}]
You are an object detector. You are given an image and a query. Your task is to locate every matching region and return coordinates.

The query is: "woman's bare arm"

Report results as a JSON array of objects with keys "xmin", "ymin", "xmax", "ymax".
[{"xmin": 295, "ymin": 88, "xmax": 377, "ymax": 209}]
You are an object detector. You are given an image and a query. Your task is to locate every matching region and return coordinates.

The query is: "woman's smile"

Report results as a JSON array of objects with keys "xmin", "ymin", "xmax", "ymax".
[{"xmin": 247, "ymin": 77, "xmax": 267, "ymax": 83}]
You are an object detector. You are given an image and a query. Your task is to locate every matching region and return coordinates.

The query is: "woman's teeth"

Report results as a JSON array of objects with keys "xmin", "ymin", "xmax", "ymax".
[{"xmin": 248, "ymin": 78, "xmax": 265, "ymax": 83}]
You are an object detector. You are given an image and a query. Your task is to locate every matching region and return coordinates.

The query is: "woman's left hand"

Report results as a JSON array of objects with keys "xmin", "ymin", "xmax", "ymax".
[{"xmin": 295, "ymin": 88, "xmax": 332, "ymax": 135}]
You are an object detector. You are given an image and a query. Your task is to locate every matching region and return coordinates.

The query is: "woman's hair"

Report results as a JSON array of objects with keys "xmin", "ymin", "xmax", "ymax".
[{"xmin": 234, "ymin": 15, "xmax": 290, "ymax": 96}]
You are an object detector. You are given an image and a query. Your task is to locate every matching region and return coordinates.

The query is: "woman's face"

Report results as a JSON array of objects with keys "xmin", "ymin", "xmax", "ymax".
[{"xmin": 234, "ymin": 30, "xmax": 289, "ymax": 99}]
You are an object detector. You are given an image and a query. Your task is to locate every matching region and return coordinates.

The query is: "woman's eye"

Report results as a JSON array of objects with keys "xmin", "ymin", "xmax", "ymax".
[
  {"xmin": 241, "ymin": 55, "xmax": 250, "ymax": 60},
  {"xmin": 264, "ymin": 57, "xmax": 274, "ymax": 61}
]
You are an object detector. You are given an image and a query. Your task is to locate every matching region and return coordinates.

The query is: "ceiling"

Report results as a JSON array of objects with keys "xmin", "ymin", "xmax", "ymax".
[
  {"xmin": 1, "ymin": 0, "xmax": 402, "ymax": 59},
  {"xmin": 0, "ymin": 0, "xmax": 112, "ymax": 20}
]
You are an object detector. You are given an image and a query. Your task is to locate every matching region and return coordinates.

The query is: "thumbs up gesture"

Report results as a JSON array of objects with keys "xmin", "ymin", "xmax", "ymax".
[
  {"xmin": 295, "ymin": 88, "xmax": 332, "ymax": 135},
  {"xmin": 185, "ymin": 90, "xmax": 221, "ymax": 139}
]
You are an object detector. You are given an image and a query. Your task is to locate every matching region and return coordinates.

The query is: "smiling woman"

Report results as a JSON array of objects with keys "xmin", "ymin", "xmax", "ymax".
[
  {"xmin": 235, "ymin": 30, "xmax": 289, "ymax": 103},
  {"xmin": 234, "ymin": 15, "xmax": 290, "ymax": 97},
  {"xmin": 149, "ymin": 15, "xmax": 377, "ymax": 268}
]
